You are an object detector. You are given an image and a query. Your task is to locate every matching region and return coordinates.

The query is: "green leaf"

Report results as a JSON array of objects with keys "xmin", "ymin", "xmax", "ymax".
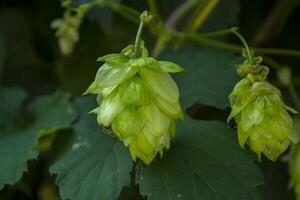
[
  {"xmin": 50, "ymin": 97, "xmax": 132, "ymax": 200},
  {"xmin": 137, "ymin": 118, "xmax": 263, "ymax": 200},
  {"xmin": 160, "ymin": 46, "xmax": 241, "ymax": 109},
  {"xmin": 29, "ymin": 91, "xmax": 78, "ymax": 138},
  {"xmin": 0, "ymin": 88, "xmax": 77, "ymax": 190},
  {"xmin": 0, "ymin": 129, "xmax": 39, "ymax": 191},
  {"xmin": 0, "ymin": 87, "xmax": 26, "ymax": 130},
  {"xmin": 0, "ymin": 88, "xmax": 33, "ymax": 190}
]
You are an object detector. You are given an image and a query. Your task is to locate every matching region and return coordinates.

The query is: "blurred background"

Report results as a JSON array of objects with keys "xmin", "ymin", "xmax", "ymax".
[{"xmin": 0, "ymin": 0, "xmax": 299, "ymax": 199}]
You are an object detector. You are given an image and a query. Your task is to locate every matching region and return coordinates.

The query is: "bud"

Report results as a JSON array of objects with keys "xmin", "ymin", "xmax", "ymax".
[
  {"xmin": 51, "ymin": 3, "xmax": 89, "ymax": 55},
  {"xmin": 290, "ymin": 144, "xmax": 300, "ymax": 200},
  {"xmin": 227, "ymin": 72, "xmax": 295, "ymax": 161},
  {"xmin": 84, "ymin": 43, "xmax": 184, "ymax": 164}
]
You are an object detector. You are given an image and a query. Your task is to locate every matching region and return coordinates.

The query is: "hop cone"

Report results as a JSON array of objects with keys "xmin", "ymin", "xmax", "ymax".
[
  {"xmin": 84, "ymin": 43, "xmax": 184, "ymax": 164},
  {"xmin": 290, "ymin": 144, "xmax": 300, "ymax": 200},
  {"xmin": 227, "ymin": 73, "xmax": 295, "ymax": 161},
  {"xmin": 51, "ymin": 3, "xmax": 88, "ymax": 55}
]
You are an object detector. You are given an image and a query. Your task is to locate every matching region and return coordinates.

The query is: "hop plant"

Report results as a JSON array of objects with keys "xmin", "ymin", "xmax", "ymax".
[
  {"xmin": 84, "ymin": 12, "xmax": 183, "ymax": 164},
  {"xmin": 51, "ymin": 1, "xmax": 89, "ymax": 55},
  {"xmin": 227, "ymin": 50, "xmax": 296, "ymax": 161}
]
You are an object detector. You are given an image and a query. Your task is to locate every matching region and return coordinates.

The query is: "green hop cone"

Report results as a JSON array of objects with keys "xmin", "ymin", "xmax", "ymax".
[
  {"xmin": 290, "ymin": 144, "xmax": 300, "ymax": 200},
  {"xmin": 84, "ymin": 42, "xmax": 184, "ymax": 164},
  {"xmin": 227, "ymin": 72, "xmax": 296, "ymax": 161}
]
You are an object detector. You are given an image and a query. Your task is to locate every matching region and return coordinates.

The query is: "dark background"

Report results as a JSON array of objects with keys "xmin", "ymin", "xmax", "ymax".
[{"xmin": 0, "ymin": 0, "xmax": 299, "ymax": 199}]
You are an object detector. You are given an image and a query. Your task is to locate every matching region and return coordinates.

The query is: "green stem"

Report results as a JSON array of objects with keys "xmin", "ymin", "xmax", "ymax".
[
  {"xmin": 230, "ymin": 28, "xmax": 254, "ymax": 63},
  {"xmin": 106, "ymin": 1, "xmax": 140, "ymax": 23},
  {"xmin": 198, "ymin": 28, "xmax": 236, "ymax": 37},
  {"xmin": 133, "ymin": 19, "xmax": 145, "ymax": 58},
  {"xmin": 133, "ymin": 11, "xmax": 153, "ymax": 58},
  {"xmin": 81, "ymin": 1, "xmax": 300, "ymax": 58},
  {"xmin": 181, "ymin": 33, "xmax": 300, "ymax": 57}
]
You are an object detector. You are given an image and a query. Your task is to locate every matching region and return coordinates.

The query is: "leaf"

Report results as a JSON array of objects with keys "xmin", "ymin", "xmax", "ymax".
[
  {"xmin": 137, "ymin": 118, "xmax": 263, "ymax": 200},
  {"xmin": 0, "ymin": 88, "xmax": 33, "ymax": 190},
  {"xmin": 0, "ymin": 88, "xmax": 77, "ymax": 190},
  {"xmin": 0, "ymin": 87, "xmax": 26, "ymax": 130},
  {"xmin": 0, "ymin": 129, "xmax": 39, "ymax": 191},
  {"xmin": 29, "ymin": 91, "xmax": 78, "ymax": 138},
  {"xmin": 160, "ymin": 46, "xmax": 241, "ymax": 110},
  {"xmin": 50, "ymin": 96, "xmax": 132, "ymax": 200}
]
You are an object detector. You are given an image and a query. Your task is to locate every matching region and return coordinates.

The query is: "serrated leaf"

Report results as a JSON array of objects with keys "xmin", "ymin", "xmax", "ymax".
[
  {"xmin": 29, "ymin": 91, "xmax": 78, "ymax": 138},
  {"xmin": 137, "ymin": 118, "xmax": 263, "ymax": 200},
  {"xmin": 0, "ymin": 129, "xmax": 38, "ymax": 190},
  {"xmin": 50, "ymin": 96, "xmax": 132, "ymax": 200},
  {"xmin": 160, "ymin": 46, "xmax": 241, "ymax": 109},
  {"xmin": 0, "ymin": 88, "xmax": 34, "ymax": 190},
  {"xmin": 0, "ymin": 88, "xmax": 77, "ymax": 190}
]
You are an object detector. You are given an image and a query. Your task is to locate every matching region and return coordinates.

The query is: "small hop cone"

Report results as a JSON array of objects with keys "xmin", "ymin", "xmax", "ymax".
[
  {"xmin": 84, "ymin": 43, "xmax": 184, "ymax": 164},
  {"xmin": 227, "ymin": 73, "xmax": 295, "ymax": 161},
  {"xmin": 51, "ymin": 4, "xmax": 88, "ymax": 55}
]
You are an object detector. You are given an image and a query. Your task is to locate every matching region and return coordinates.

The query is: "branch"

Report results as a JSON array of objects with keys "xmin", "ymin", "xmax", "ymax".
[{"xmin": 181, "ymin": 33, "xmax": 300, "ymax": 57}]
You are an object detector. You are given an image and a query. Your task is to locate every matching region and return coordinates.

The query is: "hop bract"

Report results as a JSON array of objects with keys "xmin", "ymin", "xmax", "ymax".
[
  {"xmin": 84, "ymin": 43, "xmax": 184, "ymax": 164},
  {"xmin": 290, "ymin": 144, "xmax": 300, "ymax": 200},
  {"xmin": 227, "ymin": 73, "xmax": 294, "ymax": 161}
]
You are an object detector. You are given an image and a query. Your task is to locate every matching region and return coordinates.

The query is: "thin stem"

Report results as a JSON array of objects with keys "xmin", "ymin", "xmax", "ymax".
[
  {"xmin": 133, "ymin": 19, "xmax": 145, "ymax": 58},
  {"xmin": 230, "ymin": 28, "xmax": 254, "ymax": 63},
  {"xmin": 89, "ymin": 1, "xmax": 300, "ymax": 58},
  {"xmin": 198, "ymin": 28, "xmax": 236, "ymax": 37},
  {"xmin": 81, "ymin": 1, "xmax": 300, "ymax": 59},
  {"xmin": 133, "ymin": 11, "xmax": 153, "ymax": 58},
  {"xmin": 181, "ymin": 33, "xmax": 300, "ymax": 57},
  {"xmin": 106, "ymin": 1, "xmax": 140, "ymax": 23}
]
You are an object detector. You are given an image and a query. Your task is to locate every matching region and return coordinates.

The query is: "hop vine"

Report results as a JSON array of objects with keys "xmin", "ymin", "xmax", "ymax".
[{"xmin": 84, "ymin": 11, "xmax": 184, "ymax": 164}]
